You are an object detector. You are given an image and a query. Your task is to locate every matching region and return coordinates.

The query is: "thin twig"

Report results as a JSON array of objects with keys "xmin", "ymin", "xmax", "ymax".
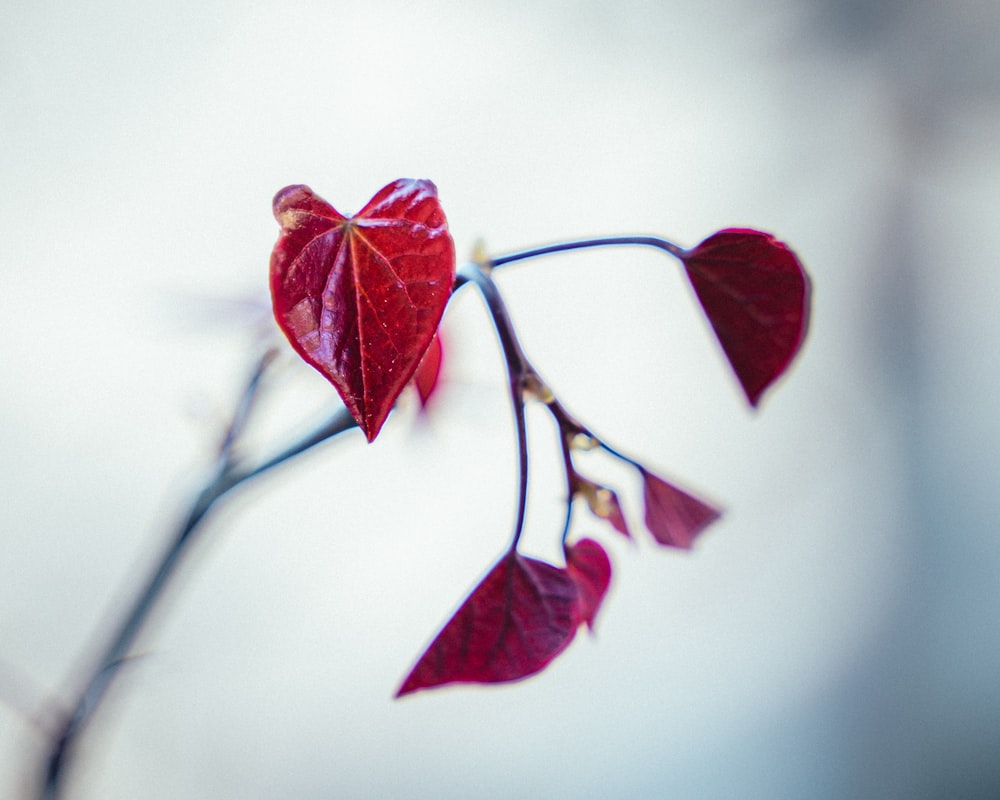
[{"xmin": 217, "ymin": 346, "xmax": 279, "ymax": 461}]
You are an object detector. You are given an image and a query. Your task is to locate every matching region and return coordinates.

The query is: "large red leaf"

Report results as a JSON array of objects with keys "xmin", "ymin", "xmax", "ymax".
[
  {"xmin": 270, "ymin": 180, "xmax": 455, "ymax": 441},
  {"xmin": 640, "ymin": 468, "xmax": 721, "ymax": 549},
  {"xmin": 398, "ymin": 550, "xmax": 591, "ymax": 696},
  {"xmin": 565, "ymin": 538, "xmax": 612, "ymax": 630},
  {"xmin": 680, "ymin": 229, "xmax": 810, "ymax": 406}
]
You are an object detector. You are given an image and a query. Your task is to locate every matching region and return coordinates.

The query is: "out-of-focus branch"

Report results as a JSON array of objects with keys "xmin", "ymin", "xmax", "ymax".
[{"xmin": 38, "ymin": 349, "xmax": 358, "ymax": 800}]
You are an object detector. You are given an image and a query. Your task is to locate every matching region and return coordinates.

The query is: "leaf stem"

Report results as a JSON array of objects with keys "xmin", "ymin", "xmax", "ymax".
[
  {"xmin": 38, "ymin": 354, "xmax": 358, "ymax": 800},
  {"xmin": 457, "ymin": 262, "xmax": 531, "ymax": 552},
  {"xmin": 508, "ymin": 386, "xmax": 530, "ymax": 553},
  {"xmin": 490, "ymin": 235, "xmax": 685, "ymax": 268},
  {"xmin": 596, "ymin": 439, "xmax": 643, "ymax": 471},
  {"xmin": 457, "ymin": 252, "xmax": 640, "ymax": 554},
  {"xmin": 552, "ymin": 411, "xmax": 588, "ymax": 546},
  {"xmin": 452, "ymin": 235, "xmax": 685, "ymax": 291}
]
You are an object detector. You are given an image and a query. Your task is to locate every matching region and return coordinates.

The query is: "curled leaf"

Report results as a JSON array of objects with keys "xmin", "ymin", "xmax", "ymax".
[
  {"xmin": 680, "ymin": 229, "xmax": 810, "ymax": 406},
  {"xmin": 565, "ymin": 538, "xmax": 612, "ymax": 630},
  {"xmin": 577, "ymin": 480, "xmax": 631, "ymax": 539},
  {"xmin": 640, "ymin": 468, "xmax": 721, "ymax": 549},
  {"xmin": 397, "ymin": 551, "xmax": 580, "ymax": 696},
  {"xmin": 270, "ymin": 180, "xmax": 456, "ymax": 441}
]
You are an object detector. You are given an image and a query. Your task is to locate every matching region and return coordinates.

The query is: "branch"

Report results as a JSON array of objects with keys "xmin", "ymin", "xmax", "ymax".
[
  {"xmin": 38, "ymin": 352, "xmax": 358, "ymax": 800},
  {"xmin": 458, "ymin": 262, "xmax": 532, "ymax": 552},
  {"xmin": 40, "ymin": 230, "xmax": 711, "ymax": 796}
]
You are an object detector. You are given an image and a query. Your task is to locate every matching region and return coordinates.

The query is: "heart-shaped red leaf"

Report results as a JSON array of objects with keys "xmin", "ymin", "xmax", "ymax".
[
  {"xmin": 270, "ymin": 180, "xmax": 456, "ymax": 441},
  {"xmin": 680, "ymin": 229, "xmax": 810, "ymax": 406},
  {"xmin": 641, "ymin": 468, "xmax": 721, "ymax": 549},
  {"xmin": 565, "ymin": 538, "xmax": 612, "ymax": 630},
  {"xmin": 397, "ymin": 551, "xmax": 582, "ymax": 696}
]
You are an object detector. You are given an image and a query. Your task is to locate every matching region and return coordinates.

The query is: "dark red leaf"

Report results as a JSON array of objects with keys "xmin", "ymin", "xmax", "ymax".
[
  {"xmin": 397, "ymin": 551, "xmax": 581, "ymax": 696},
  {"xmin": 680, "ymin": 229, "xmax": 810, "ymax": 406},
  {"xmin": 412, "ymin": 330, "xmax": 443, "ymax": 409},
  {"xmin": 270, "ymin": 180, "xmax": 455, "ymax": 441},
  {"xmin": 640, "ymin": 468, "xmax": 721, "ymax": 549},
  {"xmin": 565, "ymin": 538, "xmax": 612, "ymax": 630}
]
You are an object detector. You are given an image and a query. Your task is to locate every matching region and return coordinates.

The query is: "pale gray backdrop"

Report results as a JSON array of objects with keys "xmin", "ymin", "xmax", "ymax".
[{"xmin": 2, "ymin": 1, "xmax": 999, "ymax": 798}]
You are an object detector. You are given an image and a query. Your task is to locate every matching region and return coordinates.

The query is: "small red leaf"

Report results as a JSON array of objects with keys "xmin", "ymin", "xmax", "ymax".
[
  {"xmin": 397, "ymin": 551, "xmax": 581, "ymax": 696},
  {"xmin": 565, "ymin": 538, "xmax": 612, "ymax": 630},
  {"xmin": 680, "ymin": 229, "xmax": 810, "ymax": 406},
  {"xmin": 270, "ymin": 180, "xmax": 456, "ymax": 441},
  {"xmin": 579, "ymin": 481, "xmax": 631, "ymax": 539},
  {"xmin": 641, "ymin": 468, "xmax": 721, "ymax": 549},
  {"xmin": 412, "ymin": 330, "xmax": 443, "ymax": 409}
]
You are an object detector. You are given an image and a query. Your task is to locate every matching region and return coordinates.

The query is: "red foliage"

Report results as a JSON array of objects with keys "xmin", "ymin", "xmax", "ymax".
[
  {"xmin": 565, "ymin": 538, "xmax": 612, "ymax": 630},
  {"xmin": 267, "ymin": 181, "xmax": 809, "ymax": 696},
  {"xmin": 579, "ymin": 481, "xmax": 631, "ymax": 539},
  {"xmin": 412, "ymin": 330, "xmax": 444, "ymax": 409},
  {"xmin": 640, "ymin": 468, "xmax": 721, "ymax": 549},
  {"xmin": 269, "ymin": 180, "xmax": 455, "ymax": 441},
  {"xmin": 397, "ymin": 541, "xmax": 611, "ymax": 696},
  {"xmin": 681, "ymin": 229, "xmax": 810, "ymax": 406}
]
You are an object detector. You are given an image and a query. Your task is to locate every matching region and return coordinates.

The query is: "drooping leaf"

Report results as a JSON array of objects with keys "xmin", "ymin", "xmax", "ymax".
[
  {"xmin": 640, "ymin": 468, "xmax": 721, "ymax": 549},
  {"xmin": 565, "ymin": 538, "xmax": 612, "ymax": 630},
  {"xmin": 412, "ymin": 330, "xmax": 443, "ymax": 410},
  {"xmin": 270, "ymin": 180, "xmax": 456, "ymax": 441},
  {"xmin": 680, "ymin": 229, "xmax": 810, "ymax": 406},
  {"xmin": 578, "ymin": 481, "xmax": 631, "ymax": 539},
  {"xmin": 397, "ymin": 551, "xmax": 581, "ymax": 696}
]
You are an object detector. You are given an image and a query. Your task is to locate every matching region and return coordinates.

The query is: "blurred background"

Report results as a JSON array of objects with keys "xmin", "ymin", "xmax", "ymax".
[{"xmin": 2, "ymin": 0, "xmax": 999, "ymax": 797}]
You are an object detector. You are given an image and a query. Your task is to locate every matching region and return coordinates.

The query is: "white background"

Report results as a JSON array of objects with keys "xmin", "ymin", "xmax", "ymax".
[{"xmin": 2, "ymin": 1, "xmax": 999, "ymax": 797}]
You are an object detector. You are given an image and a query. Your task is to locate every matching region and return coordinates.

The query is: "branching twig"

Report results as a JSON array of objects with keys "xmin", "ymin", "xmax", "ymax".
[
  {"xmin": 39, "ymin": 233, "xmax": 695, "ymax": 797},
  {"xmin": 38, "ymin": 350, "xmax": 358, "ymax": 800}
]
